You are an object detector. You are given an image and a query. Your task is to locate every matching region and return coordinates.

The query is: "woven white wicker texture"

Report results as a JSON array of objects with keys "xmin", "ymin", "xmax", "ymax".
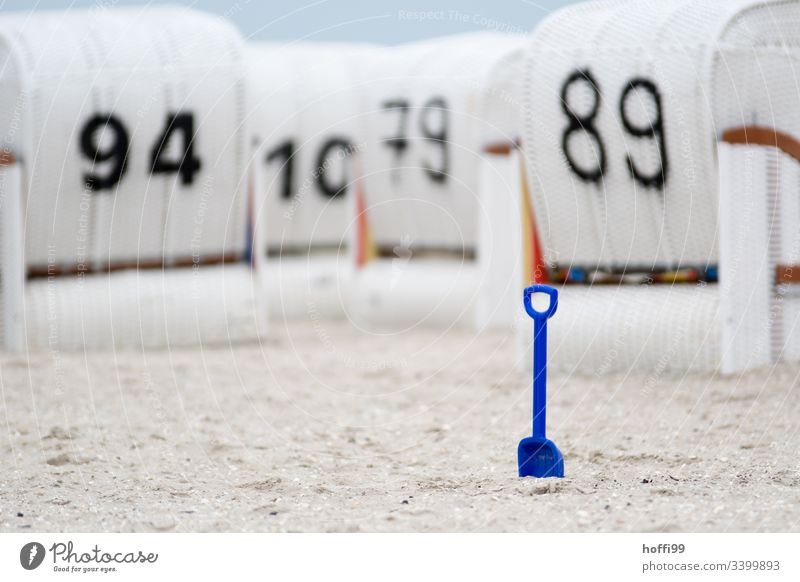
[
  {"xmin": 522, "ymin": 0, "xmax": 800, "ymax": 374},
  {"xmin": 0, "ymin": 6, "xmax": 248, "ymax": 271},
  {"xmin": 0, "ymin": 7, "xmax": 257, "ymax": 350},
  {"xmin": 248, "ymin": 42, "xmax": 372, "ymax": 253},
  {"xmin": 523, "ymin": 0, "xmax": 800, "ymax": 272},
  {"xmin": 357, "ymin": 32, "xmax": 528, "ymax": 254}
]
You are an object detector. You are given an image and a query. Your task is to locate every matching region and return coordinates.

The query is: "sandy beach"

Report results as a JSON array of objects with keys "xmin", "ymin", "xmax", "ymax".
[{"xmin": 2, "ymin": 319, "xmax": 799, "ymax": 532}]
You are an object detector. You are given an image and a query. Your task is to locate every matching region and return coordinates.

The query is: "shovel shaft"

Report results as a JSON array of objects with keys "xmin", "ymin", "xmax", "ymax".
[{"xmin": 533, "ymin": 318, "xmax": 547, "ymax": 438}]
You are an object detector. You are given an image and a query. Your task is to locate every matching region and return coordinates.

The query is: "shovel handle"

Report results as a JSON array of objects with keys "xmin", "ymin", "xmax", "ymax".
[
  {"xmin": 523, "ymin": 285, "xmax": 558, "ymax": 321},
  {"xmin": 523, "ymin": 285, "xmax": 558, "ymax": 439}
]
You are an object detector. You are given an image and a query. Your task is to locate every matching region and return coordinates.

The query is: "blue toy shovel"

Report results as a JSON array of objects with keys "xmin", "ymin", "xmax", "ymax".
[{"xmin": 518, "ymin": 284, "xmax": 564, "ymax": 478}]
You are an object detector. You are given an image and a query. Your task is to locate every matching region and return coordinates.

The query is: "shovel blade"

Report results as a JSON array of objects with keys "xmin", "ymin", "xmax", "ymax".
[{"xmin": 518, "ymin": 436, "xmax": 564, "ymax": 478}]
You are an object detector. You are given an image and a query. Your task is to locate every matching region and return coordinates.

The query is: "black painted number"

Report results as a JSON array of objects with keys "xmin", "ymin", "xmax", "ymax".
[
  {"xmin": 561, "ymin": 69, "xmax": 606, "ymax": 184},
  {"xmin": 382, "ymin": 99, "xmax": 411, "ymax": 160},
  {"xmin": 265, "ymin": 137, "xmax": 353, "ymax": 199},
  {"xmin": 150, "ymin": 112, "xmax": 202, "ymax": 185},
  {"xmin": 266, "ymin": 140, "xmax": 296, "ymax": 200},
  {"xmin": 619, "ymin": 78, "xmax": 668, "ymax": 189},
  {"xmin": 80, "ymin": 110, "xmax": 202, "ymax": 191},
  {"xmin": 79, "ymin": 114, "xmax": 130, "ymax": 192},
  {"xmin": 420, "ymin": 97, "xmax": 449, "ymax": 183},
  {"xmin": 382, "ymin": 96, "xmax": 450, "ymax": 185},
  {"xmin": 315, "ymin": 138, "xmax": 353, "ymax": 198},
  {"xmin": 559, "ymin": 69, "xmax": 669, "ymax": 189}
]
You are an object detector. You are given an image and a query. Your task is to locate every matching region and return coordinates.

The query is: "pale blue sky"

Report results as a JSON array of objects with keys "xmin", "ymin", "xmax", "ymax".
[{"xmin": 0, "ymin": 0, "xmax": 577, "ymax": 43}]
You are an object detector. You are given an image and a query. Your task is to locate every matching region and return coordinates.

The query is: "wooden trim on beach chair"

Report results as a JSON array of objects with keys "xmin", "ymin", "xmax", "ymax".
[
  {"xmin": 722, "ymin": 126, "xmax": 800, "ymax": 165},
  {"xmin": 722, "ymin": 126, "xmax": 800, "ymax": 284}
]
